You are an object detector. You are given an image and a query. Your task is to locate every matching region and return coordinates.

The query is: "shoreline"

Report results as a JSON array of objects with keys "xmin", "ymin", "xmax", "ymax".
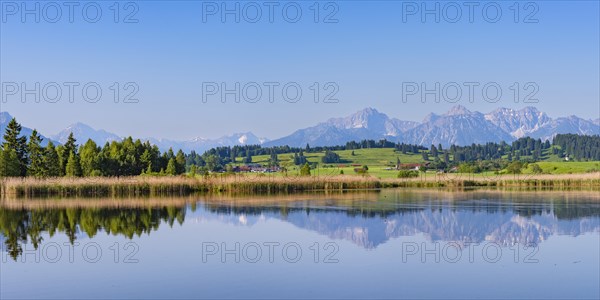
[
  {"xmin": 2, "ymin": 188, "xmax": 600, "ymax": 209},
  {"xmin": 1, "ymin": 173, "xmax": 599, "ymax": 198}
]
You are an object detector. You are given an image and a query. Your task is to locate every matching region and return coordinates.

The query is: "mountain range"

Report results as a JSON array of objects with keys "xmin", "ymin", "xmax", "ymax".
[
  {"xmin": 1, "ymin": 106, "xmax": 598, "ymax": 151},
  {"xmin": 264, "ymin": 105, "xmax": 599, "ymax": 147},
  {"xmin": 190, "ymin": 197, "xmax": 600, "ymax": 249}
]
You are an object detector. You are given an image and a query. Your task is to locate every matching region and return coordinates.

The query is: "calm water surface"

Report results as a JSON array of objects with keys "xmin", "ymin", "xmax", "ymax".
[{"xmin": 1, "ymin": 189, "xmax": 599, "ymax": 299}]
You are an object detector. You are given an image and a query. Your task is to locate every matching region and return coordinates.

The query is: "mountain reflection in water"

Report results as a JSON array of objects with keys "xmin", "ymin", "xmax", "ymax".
[{"xmin": 1, "ymin": 189, "xmax": 599, "ymax": 259}]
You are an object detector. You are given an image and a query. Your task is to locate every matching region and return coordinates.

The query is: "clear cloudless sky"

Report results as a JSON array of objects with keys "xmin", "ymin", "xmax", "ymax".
[{"xmin": 1, "ymin": 1, "xmax": 599, "ymax": 140}]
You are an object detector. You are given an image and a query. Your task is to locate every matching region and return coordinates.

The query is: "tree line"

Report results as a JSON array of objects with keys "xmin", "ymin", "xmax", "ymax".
[
  {"xmin": 0, "ymin": 118, "xmax": 189, "ymax": 177},
  {"xmin": 552, "ymin": 134, "xmax": 600, "ymax": 161},
  {"xmin": 1, "ymin": 116, "xmax": 598, "ymax": 177},
  {"xmin": 0, "ymin": 205, "xmax": 187, "ymax": 260}
]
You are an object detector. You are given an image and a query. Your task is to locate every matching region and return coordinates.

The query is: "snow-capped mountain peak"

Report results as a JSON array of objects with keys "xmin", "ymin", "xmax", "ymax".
[{"xmin": 2, "ymin": 105, "xmax": 598, "ymax": 152}]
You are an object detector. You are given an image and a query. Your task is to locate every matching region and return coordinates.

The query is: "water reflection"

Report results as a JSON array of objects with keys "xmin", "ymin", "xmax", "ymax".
[{"xmin": 1, "ymin": 189, "xmax": 599, "ymax": 259}]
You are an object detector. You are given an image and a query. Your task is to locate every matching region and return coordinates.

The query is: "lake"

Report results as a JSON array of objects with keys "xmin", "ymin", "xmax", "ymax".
[{"xmin": 1, "ymin": 189, "xmax": 599, "ymax": 299}]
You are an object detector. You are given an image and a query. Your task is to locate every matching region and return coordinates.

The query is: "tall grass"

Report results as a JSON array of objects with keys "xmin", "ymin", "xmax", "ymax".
[
  {"xmin": 0, "ymin": 175, "xmax": 381, "ymax": 198},
  {"xmin": 381, "ymin": 172, "xmax": 600, "ymax": 188},
  {"xmin": 1, "ymin": 172, "xmax": 598, "ymax": 198}
]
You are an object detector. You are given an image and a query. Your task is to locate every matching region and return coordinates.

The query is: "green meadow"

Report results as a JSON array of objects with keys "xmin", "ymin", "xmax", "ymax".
[{"xmin": 232, "ymin": 147, "xmax": 600, "ymax": 179}]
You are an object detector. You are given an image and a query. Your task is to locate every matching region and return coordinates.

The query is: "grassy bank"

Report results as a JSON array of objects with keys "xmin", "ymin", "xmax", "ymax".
[
  {"xmin": 0, "ymin": 175, "xmax": 382, "ymax": 198},
  {"xmin": 1, "ymin": 172, "xmax": 599, "ymax": 198},
  {"xmin": 380, "ymin": 172, "xmax": 600, "ymax": 188}
]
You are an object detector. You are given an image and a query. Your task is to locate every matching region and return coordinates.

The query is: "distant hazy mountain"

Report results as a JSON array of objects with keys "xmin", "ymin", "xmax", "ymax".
[
  {"xmin": 484, "ymin": 106, "xmax": 552, "ymax": 138},
  {"xmin": 267, "ymin": 105, "xmax": 599, "ymax": 148},
  {"xmin": 188, "ymin": 201, "xmax": 600, "ymax": 249},
  {"xmin": 52, "ymin": 122, "xmax": 123, "ymax": 146},
  {"xmin": 485, "ymin": 107, "xmax": 600, "ymax": 140},
  {"xmin": 49, "ymin": 123, "xmax": 268, "ymax": 152},
  {"xmin": 214, "ymin": 132, "xmax": 269, "ymax": 147},
  {"xmin": 524, "ymin": 115, "xmax": 600, "ymax": 141},
  {"xmin": 0, "ymin": 111, "xmax": 54, "ymax": 146},
  {"xmin": 265, "ymin": 107, "xmax": 419, "ymax": 147},
  {"xmin": 326, "ymin": 107, "xmax": 419, "ymax": 136},
  {"xmin": 1, "ymin": 112, "xmax": 269, "ymax": 152},
  {"xmin": 2, "ymin": 106, "xmax": 598, "ymax": 151},
  {"xmin": 402, "ymin": 105, "xmax": 514, "ymax": 147},
  {"xmin": 145, "ymin": 132, "xmax": 270, "ymax": 153}
]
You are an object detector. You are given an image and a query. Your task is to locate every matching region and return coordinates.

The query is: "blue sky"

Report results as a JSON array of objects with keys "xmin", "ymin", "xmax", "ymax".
[{"xmin": 1, "ymin": 1, "xmax": 599, "ymax": 140}]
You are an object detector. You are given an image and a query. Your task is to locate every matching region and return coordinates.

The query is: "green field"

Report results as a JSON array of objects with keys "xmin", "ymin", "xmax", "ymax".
[
  {"xmin": 523, "ymin": 161, "xmax": 600, "ymax": 174},
  {"xmin": 231, "ymin": 147, "xmax": 600, "ymax": 179}
]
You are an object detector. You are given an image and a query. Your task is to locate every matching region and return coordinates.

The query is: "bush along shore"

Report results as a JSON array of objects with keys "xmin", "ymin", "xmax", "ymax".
[{"xmin": 1, "ymin": 173, "xmax": 599, "ymax": 198}]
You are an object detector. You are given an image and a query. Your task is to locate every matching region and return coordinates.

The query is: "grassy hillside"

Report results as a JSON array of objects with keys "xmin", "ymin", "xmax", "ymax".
[
  {"xmin": 234, "ymin": 147, "xmax": 600, "ymax": 179},
  {"xmin": 523, "ymin": 161, "xmax": 600, "ymax": 174}
]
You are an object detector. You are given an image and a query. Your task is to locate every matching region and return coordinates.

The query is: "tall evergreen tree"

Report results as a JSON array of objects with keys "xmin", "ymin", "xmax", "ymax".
[
  {"xmin": 27, "ymin": 130, "xmax": 46, "ymax": 177},
  {"xmin": 431, "ymin": 145, "xmax": 438, "ymax": 158},
  {"xmin": 166, "ymin": 158, "xmax": 177, "ymax": 175},
  {"xmin": 175, "ymin": 150, "xmax": 186, "ymax": 174},
  {"xmin": 61, "ymin": 133, "xmax": 78, "ymax": 175},
  {"xmin": 65, "ymin": 151, "xmax": 82, "ymax": 177},
  {"xmin": 140, "ymin": 149, "xmax": 152, "ymax": 170},
  {"xmin": 0, "ymin": 148, "xmax": 20, "ymax": 177},
  {"xmin": 44, "ymin": 141, "xmax": 61, "ymax": 177},
  {"xmin": 1, "ymin": 118, "xmax": 28, "ymax": 176},
  {"xmin": 243, "ymin": 149, "xmax": 252, "ymax": 164}
]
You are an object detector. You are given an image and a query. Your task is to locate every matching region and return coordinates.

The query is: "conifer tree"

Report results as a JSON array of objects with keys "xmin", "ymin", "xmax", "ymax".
[
  {"xmin": 2, "ymin": 118, "xmax": 28, "ymax": 176},
  {"xmin": 65, "ymin": 151, "xmax": 82, "ymax": 177},
  {"xmin": 27, "ymin": 130, "xmax": 46, "ymax": 177},
  {"xmin": 175, "ymin": 150, "xmax": 186, "ymax": 174},
  {"xmin": 0, "ymin": 148, "xmax": 20, "ymax": 177},
  {"xmin": 61, "ymin": 133, "xmax": 78, "ymax": 175},
  {"xmin": 166, "ymin": 158, "xmax": 177, "ymax": 175},
  {"xmin": 44, "ymin": 141, "xmax": 61, "ymax": 177}
]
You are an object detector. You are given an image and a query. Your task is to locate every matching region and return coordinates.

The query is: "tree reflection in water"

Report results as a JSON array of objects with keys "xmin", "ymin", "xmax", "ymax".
[{"xmin": 1, "ymin": 189, "xmax": 599, "ymax": 260}]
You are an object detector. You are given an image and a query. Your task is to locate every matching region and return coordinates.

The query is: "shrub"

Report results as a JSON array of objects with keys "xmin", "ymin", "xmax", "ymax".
[{"xmin": 398, "ymin": 170, "xmax": 419, "ymax": 178}]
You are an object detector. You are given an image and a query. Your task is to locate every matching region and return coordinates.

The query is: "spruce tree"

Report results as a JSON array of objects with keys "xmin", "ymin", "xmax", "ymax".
[
  {"xmin": 175, "ymin": 150, "xmax": 186, "ymax": 174},
  {"xmin": 65, "ymin": 151, "xmax": 82, "ymax": 177},
  {"xmin": 44, "ymin": 141, "xmax": 61, "ymax": 177},
  {"xmin": 61, "ymin": 133, "xmax": 78, "ymax": 175},
  {"xmin": 140, "ymin": 149, "xmax": 152, "ymax": 173},
  {"xmin": 0, "ymin": 148, "xmax": 20, "ymax": 177},
  {"xmin": 166, "ymin": 158, "xmax": 177, "ymax": 175},
  {"xmin": 27, "ymin": 130, "xmax": 47, "ymax": 177},
  {"xmin": 243, "ymin": 150, "xmax": 252, "ymax": 164},
  {"xmin": 431, "ymin": 145, "xmax": 438, "ymax": 158},
  {"xmin": 1, "ymin": 118, "xmax": 28, "ymax": 176}
]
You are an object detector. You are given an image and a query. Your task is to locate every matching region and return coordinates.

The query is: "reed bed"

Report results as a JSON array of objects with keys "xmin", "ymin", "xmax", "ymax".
[
  {"xmin": 0, "ymin": 175, "xmax": 382, "ymax": 198},
  {"xmin": 0, "ymin": 172, "xmax": 598, "ymax": 198},
  {"xmin": 380, "ymin": 172, "xmax": 600, "ymax": 188}
]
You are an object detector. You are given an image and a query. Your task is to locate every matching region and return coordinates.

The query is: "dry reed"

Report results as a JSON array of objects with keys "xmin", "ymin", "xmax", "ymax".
[{"xmin": 0, "ymin": 172, "xmax": 598, "ymax": 198}]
